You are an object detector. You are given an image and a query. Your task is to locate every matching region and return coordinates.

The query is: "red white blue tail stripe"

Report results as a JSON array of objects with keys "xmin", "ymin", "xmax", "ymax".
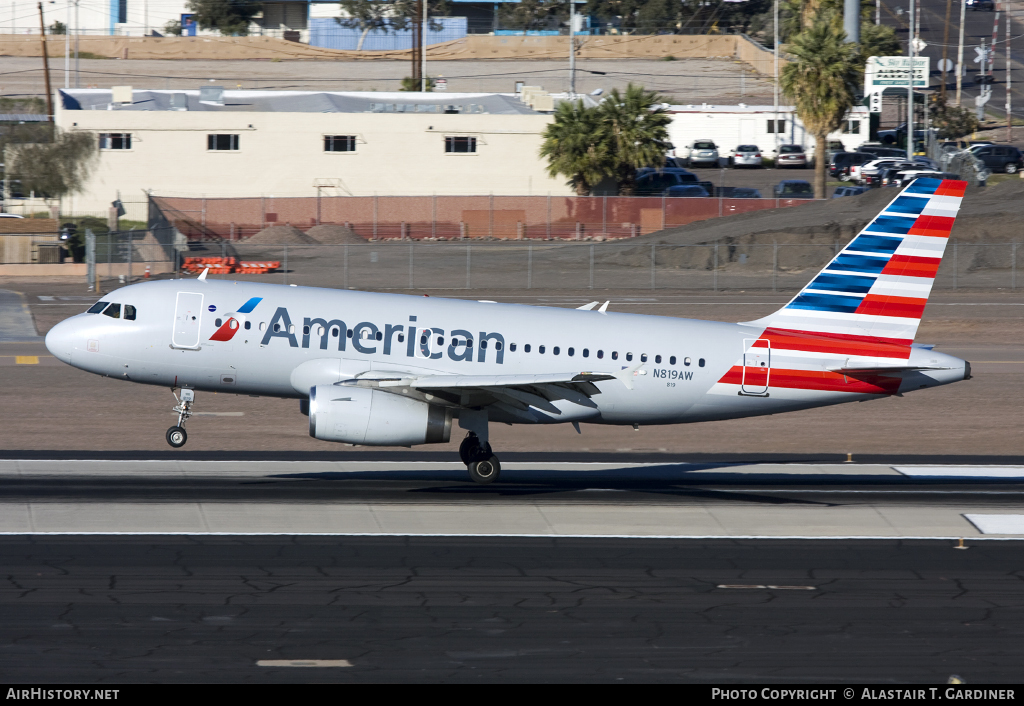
[{"xmin": 713, "ymin": 178, "xmax": 967, "ymax": 400}]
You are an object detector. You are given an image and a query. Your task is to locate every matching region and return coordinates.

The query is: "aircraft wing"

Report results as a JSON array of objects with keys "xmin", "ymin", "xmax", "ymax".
[{"xmin": 368, "ymin": 365, "xmax": 644, "ymax": 419}]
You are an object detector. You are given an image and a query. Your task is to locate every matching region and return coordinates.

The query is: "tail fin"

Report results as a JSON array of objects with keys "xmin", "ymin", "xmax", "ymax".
[{"xmin": 746, "ymin": 178, "xmax": 967, "ymax": 345}]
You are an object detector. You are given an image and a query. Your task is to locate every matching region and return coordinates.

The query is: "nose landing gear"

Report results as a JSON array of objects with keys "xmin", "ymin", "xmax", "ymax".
[
  {"xmin": 460, "ymin": 432, "xmax": 501, "ymax": 484},
  {"xmin": 167, "ymin": 388, "xmax": 195, "ymax": 448}
]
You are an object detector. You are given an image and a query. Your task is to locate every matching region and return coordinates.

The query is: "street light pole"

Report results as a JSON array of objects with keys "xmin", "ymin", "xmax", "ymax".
[
  {"xmin": 956, "ymin": 0, "xmax": 965, "ymax": 105},
  {"xmin": 569, "ymin": 0, "xmax": 576, "ymax": 97},
  {"xmin": 908, "ymin": 0, "xmax": 915, "ymax": 155},
  {"xmin": 773, "ymin": 0, "xmax": 779, "ymax": 157}
]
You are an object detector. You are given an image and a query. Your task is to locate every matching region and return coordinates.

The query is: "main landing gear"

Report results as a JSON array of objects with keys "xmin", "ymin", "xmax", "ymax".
[
  {"xmin": 166, "ymin": 388, "xmax": 195, "ymax": 448},
  {"xmin": 460, "ymin": 432, "xmax": 501, "ymax": 484}
]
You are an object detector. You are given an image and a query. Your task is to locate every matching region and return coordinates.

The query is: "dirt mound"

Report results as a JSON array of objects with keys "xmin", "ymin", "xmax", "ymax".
[
  {"xmin": 642, "ymin": 179, "xmax": 1023, "ymax": 249},
  {"xmin": 305, "ymin": 224, "xmax": 366, "ymax": 244},
  {"xmin": 246, "ymin": 224, "xmax": 317, "ymax": 245}
]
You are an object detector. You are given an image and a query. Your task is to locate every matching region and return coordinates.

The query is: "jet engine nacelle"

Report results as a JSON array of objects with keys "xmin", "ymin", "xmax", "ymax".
[{"xmin": 308, "ymin": 384, "xmax": 452, "ymax": 446}]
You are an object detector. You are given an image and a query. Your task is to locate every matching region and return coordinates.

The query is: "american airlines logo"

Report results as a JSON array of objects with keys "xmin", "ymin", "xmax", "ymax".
[{"xmin": 209, "ymin": 297, "xmax": 263, "ymax": 342}]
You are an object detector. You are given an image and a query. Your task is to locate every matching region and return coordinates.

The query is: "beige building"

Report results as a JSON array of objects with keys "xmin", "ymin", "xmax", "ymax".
[{"xmin": 54, "ymin": 88, "xmax": 573, "ymax": 215}]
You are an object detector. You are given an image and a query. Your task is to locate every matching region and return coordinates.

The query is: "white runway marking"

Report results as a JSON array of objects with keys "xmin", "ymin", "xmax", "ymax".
[
  {"xmin": 257, "ymin": 660, "xmax": 352, "ymax": 668},
  {"xmin": 895, "ymin": 466, "xmax": 1024, "ymax": 478},
  {"xmin": 0, "ymin": 532, "xmax": 1021, "ymax": 540},
  {"xmin": 963, "ymin": 515, "xmax": 1024, "ymax": 534}
]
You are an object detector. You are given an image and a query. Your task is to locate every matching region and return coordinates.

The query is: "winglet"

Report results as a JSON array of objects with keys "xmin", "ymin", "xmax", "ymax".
[
  {"xmin": 612, "ymin": 362, "xmax": 645, "ymax": 390},
  {"xmin": 576, "ymin": 301, "xmax": 599, "ymax": 310},
  {"xmin": 598, "ymin": 301, "xmax": 610, "ymax": 314},
  {"xmin": 198, "ymin": 267, "xmax": 209, "ymax": 281}
]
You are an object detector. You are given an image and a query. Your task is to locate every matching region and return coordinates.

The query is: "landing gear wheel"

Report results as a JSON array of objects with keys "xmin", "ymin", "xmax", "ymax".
[
  {"xmin": 166, "ymin": 426, "xmax": 187, "ymax": 448},
  {"xmin": 459, "ymin": 434, "xmax": 491, "ymax": 465},
  {"xmin": 468, "ymin": 455, "xmax": 500, "ymax": 485}
]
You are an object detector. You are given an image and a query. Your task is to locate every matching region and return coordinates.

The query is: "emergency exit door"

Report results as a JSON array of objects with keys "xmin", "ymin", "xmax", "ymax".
[
  {"xmin": 741, "ymin": 338, "xmax": 771, "ymax": 395},
  {"xmin": 172, "ymin": 292, "xmax": 204, "ymax": 349}
]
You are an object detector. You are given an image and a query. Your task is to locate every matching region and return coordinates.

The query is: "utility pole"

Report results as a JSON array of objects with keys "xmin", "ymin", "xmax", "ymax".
[
  {"xmin": 941, "ymin": 0, "xmax": 952, "ymax": 101},
  {"xmin": 38, "ymin": 2, "xmax": 53, "ymax": 121},
  {"xmin": 956, "ymin": 0, "xmax": 965, "ymax": 105},
  {"xmin": 1006, "ymin": 1, "xmax": 1012, "ymax": 141},
  {"xmin": 908, "ymin": 0, "xmax": 915, "ymax": 155},
  {"xmin": 876, "ymin": 0, "xmax": 880, "ymax": 25},
  {"xmin": 64, "ymin": 0, "xmax": 69, "ymax": 88},
  {"xmin": 421, "ymin": 0, "xmax": 427, "ymax": 92},
  {"xmin": 411, "ymin": 0, "xmax": 422, "ymax": 90},
  {"xmin": 569, "ymin": 0, "xmax": 576, "ymax": 97},
  {"xmin": 773, "ymin": 0, "xmax": 779, "ymax": 157}
]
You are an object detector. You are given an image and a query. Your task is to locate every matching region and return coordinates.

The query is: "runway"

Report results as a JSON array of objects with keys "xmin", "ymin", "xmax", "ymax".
[
  {"xmin": 2, "ymin": 536, "xmax": 1022, "ymax": 683},
  {"xmin": 2, "ymin": 460, "xmax": 1023, "ymax": 538}
]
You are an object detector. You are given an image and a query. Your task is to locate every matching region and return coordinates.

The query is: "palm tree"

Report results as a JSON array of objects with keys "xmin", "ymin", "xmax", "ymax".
[
  {"xmin": 540, "ymin": 99, "xmax": 610, "ymax": 196},
  {"xmin": 781, "ymin": 17, "xmax": 860, "ymax": 198},
  {"xmin": 598, "ymin": 83, "xmax": 672, "ymax": 195}
]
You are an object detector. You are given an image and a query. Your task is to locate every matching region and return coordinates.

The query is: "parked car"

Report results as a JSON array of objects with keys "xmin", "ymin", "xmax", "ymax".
[
  {"xmin": 774, "ymin": 144, "xmax": 807, "ymax": 169},
  {"xmin": 857, "ymin": 143, "xmax": 908, "ymax": 160},
  {"xmin": 0, "ymin": 213, "xmax": 25, "ymax": 218},
  {"xmin": 859, "ymin": 159, "xmax": 917, "ymax": 186},
  {"xmin": 717, "ymin": 186, "xmax": 763, "ymax": 198},
  {"xmin": 678, "ymin": 139, "xmax": 720, "ymax": 167},
  {"xmin": 832, "ymin": 186, "xmax": 869, "ymax": 198},
  {"xmin": 968, "ymin": 0, "xmax": 995, "ymax": 10},
  {"xmin": 697, "ymin": 180, "xmax": 717, "ymax": 196},
  {"xmin": 970, "ymin": 144, "xmax": 1024, "ymax": 173},
  {"xmin": 665, "ymin": 185, "xmax": 711, "ymax": 197},
  {"xmin": 913, "ymin": 156, "xmax": 940, "ymax": 171},
  {"xmin": 635, "ymin": 169, "xmax": 699, "ymax": 195},
  {"xmin": 829, "ymin": 152, "xmax": 875, "ymax": 180},
  {"xmin": 774, "ymin": 180, "xmax": 814, "ymax": 198},
  {"xmin": 731, "ymin": 145, "xmax": 763, "ymax": 168}
]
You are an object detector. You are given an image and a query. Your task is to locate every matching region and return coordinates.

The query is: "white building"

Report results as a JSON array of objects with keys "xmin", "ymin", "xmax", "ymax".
[
  {"xmin": 667, "ymin": 103, "xmax": 871, "ymax": 157},
  {"xmin": 51, "ymin": 87, "xmax": 572, "ymax": 214},
  {"xmin": 3, "ymin": 0, "xmax": 319, "ymax": 39}
]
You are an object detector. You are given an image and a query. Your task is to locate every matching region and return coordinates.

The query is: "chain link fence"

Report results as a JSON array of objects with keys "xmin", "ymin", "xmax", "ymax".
[{"xmin": 200, "ymin": 240, "xmax": 1024, "ymax": 292}]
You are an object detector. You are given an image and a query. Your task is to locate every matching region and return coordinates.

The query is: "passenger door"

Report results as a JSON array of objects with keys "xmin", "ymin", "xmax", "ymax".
[
  {"xmin": 741, "ymin": 338, "xmax": 771, "ymax": 395},
  {"xmin": 172, "ymin": 291, "xmax": 204, "ymax": 349}
]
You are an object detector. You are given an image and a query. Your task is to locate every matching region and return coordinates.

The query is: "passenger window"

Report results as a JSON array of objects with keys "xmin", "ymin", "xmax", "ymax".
[
  {"xmin": 539, "ymin": 345, "xmax": 545, "ymax": 354},
  {"xmin": 553, "ymin": 346, "xmax": 560, "ymax": 355},
  {"xmin": 525, "ymin": 344, "xmax": 531, "ymax": 353},
  {"xmin": 398, "ymin": 333, "xmax": 405, "ymax": 342},
  {"xmin": 244, "ymin": 321, "xmax": 251, "ymax": 330},
  {"xmin": 302, "ymin": 324, "xmax": 309, "ymax": 335},
  {"xmin": 259, "ymin": 322, "xmax": 267, "ymax": 331},
  {"xmin": 273, "ymin": 323, "xmax": 281, "ymax": 332},
  {"xmin": 655, "ymin": 355, "xmax": 662, "ymax": 364},
  {"xmin": 699, "ymin": 358, "xmax": 705, "ymax": 367},
  {"xmin": 670, "ymin": 356, "xmax": 676, "ymax": 365},
  {"xmin": 495, "ymin": 341, "xmax": 502, "ymax": 350},
  {"xmin": 568, "ymin": 347, "xmax": 574, "ymax": 356},
  {"xmin": 612, "ymin": 351, "xmax": 618, "ymax": 360},
  {"xmin": 420, "ymin": 334, "xmax": 427, "ymax": 344},
  {"xmin": 481, "ymin": 340, "xmax": 488, "ymax": 349},
  {"xmin": 510, "ymin": 343, "xmax": 517, "ymax": 352},
  {"xmin": 640, "ymin": 353, "xmax": 648, "ymax": 362},
  {"xmin": 626, "ymin": 353, "xmax": 633, "ymax": 361},
  {"xmin": 123, "ymin": 305, "xmax": 136, "ymax": 321},
  {"xmin": 684, "ymin": 357, "xmax": 691, "ymax": 366},
  {"xmin": 216, "ymin": 319, "xmax": 224, "ymax": 328},
  {"xmin": 102, "ymin": 303, "xmax": 121, "ymax": 319},
  {"xmin": 87, "ymin": 301, "xmax": 109, "ymax": 314}
]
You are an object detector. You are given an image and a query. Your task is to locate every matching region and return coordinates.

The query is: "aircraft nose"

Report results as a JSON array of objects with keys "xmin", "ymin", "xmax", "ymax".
[{"xmin": 44, "ymin": 319, "xmax": 76, "ymax": 364}]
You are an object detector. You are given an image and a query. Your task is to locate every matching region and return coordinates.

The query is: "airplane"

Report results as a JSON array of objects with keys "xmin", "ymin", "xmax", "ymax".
[{"xmin": 45, "ymin": 178, "xmax": 970, "ymax": 484}]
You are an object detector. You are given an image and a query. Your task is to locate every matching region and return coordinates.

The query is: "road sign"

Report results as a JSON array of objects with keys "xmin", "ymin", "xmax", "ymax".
[
  {"xmin": 912, "ymin": 37, "xmax": 928, "ymax": 53},
  {"xmin": 974, "ymin": 46, "xmax": 988, "ymax": 64},
  {"xmin": 864, "ymin": 56, "xmax": 930, "ymax": 90},
  {"xmin": 435, "ymin": 78, "xmax": 447, "ymax": 91},
  {"xmin": 938, "ymin": 58, "xmax": 954, "ymax": 72}
]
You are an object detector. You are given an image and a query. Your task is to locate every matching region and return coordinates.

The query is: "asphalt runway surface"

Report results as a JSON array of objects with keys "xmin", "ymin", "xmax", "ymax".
[{"xmin": 2, "ymin": 536, "xmax": 1022, "ymax": 683}]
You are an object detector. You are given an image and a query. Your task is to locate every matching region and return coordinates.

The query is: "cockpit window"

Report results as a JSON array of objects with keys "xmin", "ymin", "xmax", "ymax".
[
  {"xmin": 87, "ymin": 301, "xmax": 109, "ymax": 314},
  {"xmin": 102, "ymin": 303, "xmax": 121, "ymax": 319},
  {"xmin": 123, "ymin": 305, "xmax": 136, "ymax": 321}
]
